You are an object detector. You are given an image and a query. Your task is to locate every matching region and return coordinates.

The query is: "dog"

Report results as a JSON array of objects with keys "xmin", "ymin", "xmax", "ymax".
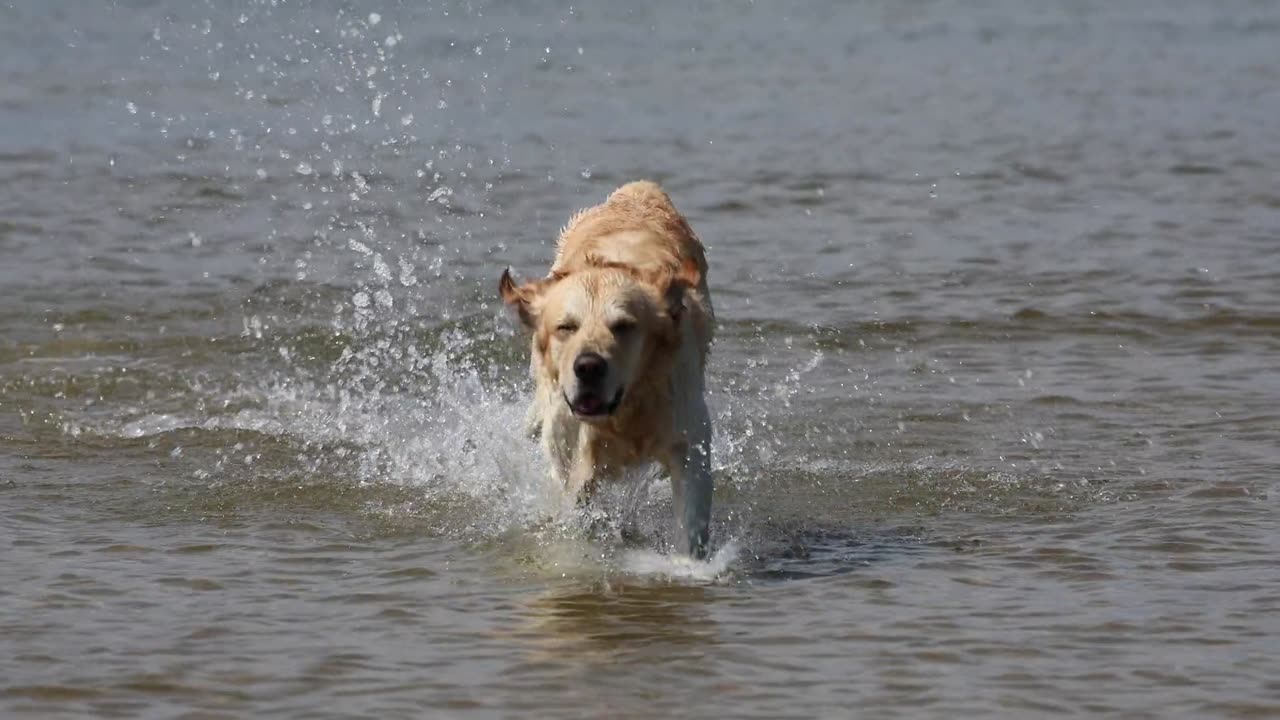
[{"xmin": 499, "ymin": 181, "xmax": 715, "ymax": 558}]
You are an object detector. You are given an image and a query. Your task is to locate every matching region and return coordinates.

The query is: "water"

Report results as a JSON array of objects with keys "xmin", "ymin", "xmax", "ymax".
[{"xmin": 3, "ymin": 1, "xmax": 1279, "ymax": 717}]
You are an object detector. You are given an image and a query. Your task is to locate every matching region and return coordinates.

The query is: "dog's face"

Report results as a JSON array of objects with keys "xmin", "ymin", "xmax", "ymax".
[{"xmin": 500, "ymin": 261, "xmax": 698, "ymax": 422}]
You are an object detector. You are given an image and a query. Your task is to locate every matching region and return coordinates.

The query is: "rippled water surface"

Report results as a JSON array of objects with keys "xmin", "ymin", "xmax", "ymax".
[{"xmin": 4, "ymin": 1, "xmax": 1280, "ymax": 718}]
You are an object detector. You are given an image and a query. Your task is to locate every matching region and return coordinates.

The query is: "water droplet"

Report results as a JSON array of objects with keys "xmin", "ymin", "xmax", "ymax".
[
  {"xmin": 400, "ymin": 113, "xmax": 413, "ymax": 126},
  {"xmin": 398, "ymin": 258, "xmax": 418, "ymax": 287},
  {"xmin": 580, "ymin": 168, "xmax": 592, "ymax": 179},
  {"xmin": 125, "ymin": 101, "xmax": 137, "ymax": 114},
  {"xmin": 238, "ymin": 13, "xmax": 248, "ymax": 24},
  {"xmin": 255, "ymin": 168, "xmax": 268, "ymax": 180},
  {"xmin": 295, "ymin": 162, "xmax": 313, "ymax": 176},
  {"xmin": 352, "ymin": 291, "xmax": 370, "ymax": 308},
  {"xmin": 372, "ymin": 254, "xmax": 392, "ymax": 283},
  {"xmin": 368, "ymin": 12, "xmax": 382, "ymax": 26}
]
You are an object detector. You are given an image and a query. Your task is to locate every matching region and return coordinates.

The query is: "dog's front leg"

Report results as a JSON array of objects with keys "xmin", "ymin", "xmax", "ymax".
[
  {"xmin": 666, "ymin": 433, "xmax": 713, "ymax": 559},
  {"xmin": 525, "ymin": 356, "xmax": 554, "ymax": 440},
  {"xmin": 524, "ymin": 403, "xmax": 542, "ymax": 440},
  {"xmin": 540, "ymin": 402, "xmax": 581, "ymax": 505},
  {"xmin": 565, "ymin": 429, "xmax": 600, "ymax": 507}
]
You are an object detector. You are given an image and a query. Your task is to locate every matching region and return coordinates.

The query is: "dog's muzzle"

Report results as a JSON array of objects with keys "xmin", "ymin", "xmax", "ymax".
[{"xmin": 565, "ymin": 386, "xmax": 624, "ymax": 419}]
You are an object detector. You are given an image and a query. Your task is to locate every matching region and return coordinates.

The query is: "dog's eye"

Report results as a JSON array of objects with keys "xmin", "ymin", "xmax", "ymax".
[
  {"xmin": 555, "ymin": 321, "xmax": 579, "ymax": 335},
  {"xmin": 609, "ymin": 320, "xmax": 636, "ymax": 335}
]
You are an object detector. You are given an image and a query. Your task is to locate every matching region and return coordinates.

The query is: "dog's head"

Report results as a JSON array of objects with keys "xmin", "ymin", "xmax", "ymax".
[{"xmin": 500, "ymin": 259, "xmax": 700, "ymax": 422}]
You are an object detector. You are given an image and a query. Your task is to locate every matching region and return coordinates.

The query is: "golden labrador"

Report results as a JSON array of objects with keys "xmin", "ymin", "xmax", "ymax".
[{"xmin": 500, "ymin": 181, "xmax": 715, "ymax": 557}]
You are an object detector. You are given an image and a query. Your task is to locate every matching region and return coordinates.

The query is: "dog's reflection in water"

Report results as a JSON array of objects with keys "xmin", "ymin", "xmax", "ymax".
[{"xmin": 510, "ymin": 581, "xmax": 717, "ymax": 665}]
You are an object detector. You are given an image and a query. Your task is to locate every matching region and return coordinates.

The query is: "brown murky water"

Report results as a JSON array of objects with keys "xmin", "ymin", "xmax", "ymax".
[{"xmin": 3, "ymin": 1, "xmax": 1279, "ymax": 717}]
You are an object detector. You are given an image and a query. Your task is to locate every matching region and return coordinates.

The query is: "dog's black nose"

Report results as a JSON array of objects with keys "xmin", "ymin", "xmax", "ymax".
[{"xmin": 573, "ymin": 353, "xmax": 607, "ymax": 383}]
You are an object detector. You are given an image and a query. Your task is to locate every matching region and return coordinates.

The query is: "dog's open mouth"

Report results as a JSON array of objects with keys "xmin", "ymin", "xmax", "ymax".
[{"xmin": 566, "ymin": 387, "xmax": 624, "ymax": 419}]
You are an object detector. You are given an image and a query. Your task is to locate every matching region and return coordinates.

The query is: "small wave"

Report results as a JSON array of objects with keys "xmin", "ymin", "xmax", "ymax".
[{"xmin": 118, "ymin": 413, "xmax": 197, "ymax": 438}]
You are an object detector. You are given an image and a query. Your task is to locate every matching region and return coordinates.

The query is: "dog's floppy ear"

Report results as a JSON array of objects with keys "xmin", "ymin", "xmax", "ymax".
[
  {"xmin": 658, "ymin": 257, "xmax": 703, "ymax": 323},
  {"xmin": 499, "ymin": 268, "xmax": 540, "ymax": 328},
  {"xmin": 499, "ymin": 269, "xmax": 565, "ymax": 328}
]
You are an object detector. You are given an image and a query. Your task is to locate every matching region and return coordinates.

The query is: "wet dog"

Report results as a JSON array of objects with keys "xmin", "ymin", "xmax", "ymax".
[{"xmin": 499, "ymin": 181, "xmax": 715, "ymax": 557}]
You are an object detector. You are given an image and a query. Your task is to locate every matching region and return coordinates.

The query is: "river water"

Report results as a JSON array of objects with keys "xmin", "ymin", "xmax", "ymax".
[{"xmin": 3, "ymin": 1, "xmax": 1279, "ymax": 718}]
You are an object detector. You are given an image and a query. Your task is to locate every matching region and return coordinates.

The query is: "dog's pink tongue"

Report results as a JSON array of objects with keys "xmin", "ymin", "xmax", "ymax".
[{"xmin": 576, "ymin": 395, "xmax": 602, "ymax": 414}]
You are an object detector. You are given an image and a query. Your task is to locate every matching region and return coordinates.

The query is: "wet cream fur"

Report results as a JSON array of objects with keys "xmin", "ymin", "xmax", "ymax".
[{"xmin": 499, "ymin": 181, "xmax": 715, "ymax": 557}]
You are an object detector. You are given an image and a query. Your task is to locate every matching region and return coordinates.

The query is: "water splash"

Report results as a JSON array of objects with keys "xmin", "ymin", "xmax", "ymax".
[
  {"xmin": 616, "ymin": 540, "xmax": 741, "ymax": 582},
  {"xmin": 77, "ymin": 1, "xmax": 871, "ymax": 578}
]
